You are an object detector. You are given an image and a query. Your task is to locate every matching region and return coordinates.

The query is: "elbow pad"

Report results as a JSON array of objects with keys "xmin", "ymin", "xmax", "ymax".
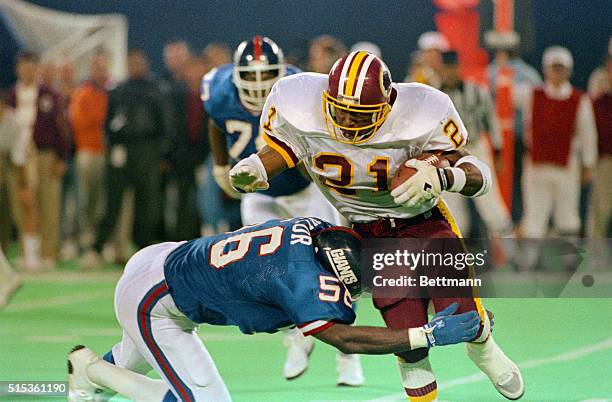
[{"xmin": 455, "ymin": 155, "xmax": 491, "ymax": 198}]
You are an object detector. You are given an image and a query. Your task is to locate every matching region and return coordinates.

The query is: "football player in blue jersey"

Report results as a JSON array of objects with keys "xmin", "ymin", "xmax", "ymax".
[
  {"xmin": 67, "ymin": 217, "xmax": 480, "ymax": 402},
  {"xmin": 201, "ymin": 36, "xmax": 356, "ymax": 384}
]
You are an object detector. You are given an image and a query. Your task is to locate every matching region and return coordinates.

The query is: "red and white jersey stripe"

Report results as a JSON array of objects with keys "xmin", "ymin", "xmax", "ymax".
[{"xmin": 297, "ymin": 320, "xmax": 335, "ymax": 336}]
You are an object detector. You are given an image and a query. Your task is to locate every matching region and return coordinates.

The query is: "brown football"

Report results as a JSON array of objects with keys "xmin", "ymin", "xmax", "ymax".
[{"xmin": 390, "ymin": 153, "xmax": 450, "ymax": 191}]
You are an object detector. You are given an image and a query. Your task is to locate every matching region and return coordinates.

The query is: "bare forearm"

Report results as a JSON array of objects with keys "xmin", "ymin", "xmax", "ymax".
[
  {"xmin": 315, "ymin": 324, "xmax": 414, "ymax": 355},
  {"xmin": 445, "ymin": 162, "xmax": 483, "ymax": 196},
  {"xmin": 208, "ymin": 120, "xmax": 229, "ymax": 166},
  {"xmin": 312, "ymin": 305, "xmax": 479, "ymax": 354},
  {"xmin": 339, "ymin": 326, "xmax": 412, "ymax": 354},
  {"xmin": 442, "ymin": 150, "xmax": 488, "ymax": 197},
  {"xmin": 257, "ymin": 145, "xmax": 289, "ymax": 179}
]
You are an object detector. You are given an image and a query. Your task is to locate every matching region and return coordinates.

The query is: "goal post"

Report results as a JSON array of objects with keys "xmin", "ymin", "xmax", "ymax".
[{"xmin": 0, "ymin": 0, "xmax": 128, "ymax": 82}]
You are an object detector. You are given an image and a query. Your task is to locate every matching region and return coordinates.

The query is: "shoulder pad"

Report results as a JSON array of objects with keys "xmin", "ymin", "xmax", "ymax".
[
  {"xmin": 385, "ymin": 83, "xmax": 452, "ymax": 132},
  {"xmin": 270, "ymin": 72, "xmax": 328, "ymax": 132},
  {"xmin": 202, "ymin": 64, "xmax": 234, "ymax": 118}
]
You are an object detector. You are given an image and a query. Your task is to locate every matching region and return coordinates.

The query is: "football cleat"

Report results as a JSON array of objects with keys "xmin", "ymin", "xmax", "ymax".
[
  {"xmin": 68, "ymin": 345, "xmax": 102, "ymax": 401},
  {"xmin": 336, "ymin": 353, "xmax": 364, "ymax": 387},
  {"xmin": 467, "ymin": 337, "xmax": 525, "ymax": 400},
  {"xmin": 283, "ymin": 329, "xmax": 314, "ymax": 380}
]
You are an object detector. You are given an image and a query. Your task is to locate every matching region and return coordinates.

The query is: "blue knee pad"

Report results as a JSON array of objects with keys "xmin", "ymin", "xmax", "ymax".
[
  {"xmin": 162, "ymin": 390, "xmax": 178, "ymax": 402},
  {"xmin": 102, "ymin": 350, "xmax": 115, "ymax": 365}
]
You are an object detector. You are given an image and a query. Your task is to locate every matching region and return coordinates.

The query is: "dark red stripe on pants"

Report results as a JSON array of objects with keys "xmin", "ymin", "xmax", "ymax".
[{"xmin": 138, "ymin": 281, "xmax": 194, "ymax": 402}]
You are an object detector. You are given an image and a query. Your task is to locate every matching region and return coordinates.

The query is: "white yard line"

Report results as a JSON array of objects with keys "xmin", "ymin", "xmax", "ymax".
[
  {"xmin": 24, "ymin": 334, "xmax": 80, "ymax": 343},
  {"xmin": 0, "ymin": 325, "xmax": 278, "ymax": 343},
  {"xmin": 19, "ymin": 270, "xmax": 122, "ymax": 283},
  {"xmin": 365, "ymin": 337, "xmax": 612, "ymax": 402},
  {"xmin": 3, "ymin": 289, "xmax": 112, "ymax": 313}
]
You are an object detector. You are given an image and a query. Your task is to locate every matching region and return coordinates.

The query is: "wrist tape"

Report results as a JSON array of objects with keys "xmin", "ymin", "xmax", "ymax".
[{"xmin": 446, "ymin": 167, "xmax": 467, "ymax": 192}]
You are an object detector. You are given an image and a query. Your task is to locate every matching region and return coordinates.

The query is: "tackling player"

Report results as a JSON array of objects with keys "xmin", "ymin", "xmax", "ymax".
[
  {"xmin": 67, "ymin": 217, "xmax": 480, "ymax": 402},
  {"xmin": 202, "ymin": 36, "xmax": 361, "ymax": 385},
  {"xmin": 230, "ymin": 51, "xmax": 524, "ymax": 400}
]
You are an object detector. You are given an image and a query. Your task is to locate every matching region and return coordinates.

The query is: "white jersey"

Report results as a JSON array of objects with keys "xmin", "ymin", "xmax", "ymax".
[{"xmin": 261, "ymin": 73, "xmax": 469, "ymax": 223}]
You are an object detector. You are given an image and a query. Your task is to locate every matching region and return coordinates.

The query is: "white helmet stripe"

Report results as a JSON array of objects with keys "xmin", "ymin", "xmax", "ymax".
[
  {"xmin": 338, "ymin": 51, "xmax": 358, "ymax": 97},
  {"xmin": 353, "ymin": 54, "xmax": 375, "ymax": 99}
]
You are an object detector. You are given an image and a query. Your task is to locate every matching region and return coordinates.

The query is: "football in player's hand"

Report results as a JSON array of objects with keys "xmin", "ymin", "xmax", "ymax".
[{"xmin": 390, "ymin": 153, "xmax": 450, "ymax": 191}]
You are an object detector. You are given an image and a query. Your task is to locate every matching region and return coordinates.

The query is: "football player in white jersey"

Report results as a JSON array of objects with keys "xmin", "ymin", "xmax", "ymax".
[
  {"xmin": 230, "ymin": 51, "xmax": 524, "ymax": 401},
  {"xmin": 204, "ymin": 37, "xmax": 361, "ymax": 385}
]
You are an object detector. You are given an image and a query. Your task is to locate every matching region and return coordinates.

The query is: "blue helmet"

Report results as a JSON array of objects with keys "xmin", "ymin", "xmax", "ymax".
[
  {"xmin": 314, "ymin": 226, "xmax": 363, "ymax": 300},
  {"xmin": 233, "ymin": 36, "xmax": 285, "ymax": 112}
]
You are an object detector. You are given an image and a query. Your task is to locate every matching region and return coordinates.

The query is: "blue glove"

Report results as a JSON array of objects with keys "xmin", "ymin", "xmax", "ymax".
[{"xmin": 422, "ymin": 302, "xmax": 480, "ymax": 347}]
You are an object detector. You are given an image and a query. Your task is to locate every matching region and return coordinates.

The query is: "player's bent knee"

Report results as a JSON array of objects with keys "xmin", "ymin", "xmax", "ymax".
[
  {"xmin": 396, "ymin": 347, "xmax": 429, "ymax": 363},
  {"xmin": 190, "ymin": 370, "xmax": 224, "ymax": 389},
  {"xmin": 188, "ymin": 366, "xmax": 230, "ymax": 400},
  {"xmin": 191, "ymin": 378, "xmax": 231, "ymax": 402}
]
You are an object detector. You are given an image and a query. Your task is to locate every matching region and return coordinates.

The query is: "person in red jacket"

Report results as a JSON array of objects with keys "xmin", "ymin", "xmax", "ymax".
[{"xmin": 517, "ymin": 46, "xmax": 598, "ymax": 244}]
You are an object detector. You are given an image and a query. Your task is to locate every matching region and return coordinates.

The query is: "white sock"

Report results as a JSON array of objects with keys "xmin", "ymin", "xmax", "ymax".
[
  {"xmin": 22, "ymin": 233, "xmax": 41, "ymax": 266},
  {"xmin": 284, "ymin": 327, "xmax": 312, "ymax": 348},
  {"xmin": 86, "ymin": 358, "xmax": 170, "ymax": 402},
  {"xmin": 466, "ymin": 335, "xmax": 513, "ymax": 382},
  {"xmin": 398, "ymin": 357, "xmax": 438, "ymax": 402}
]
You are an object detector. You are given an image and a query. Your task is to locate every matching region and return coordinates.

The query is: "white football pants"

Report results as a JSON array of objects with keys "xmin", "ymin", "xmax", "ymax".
[
  {"xmin": 241, "ymin": 182, "xmax": 345, "ymax": 226},
  {"xmin": 521, "ymin": 156, "xmax": 581, "ymax": 237},
  {"xmin": 109, "ymin": 242, "xmax": 231, "ymax": 402}
]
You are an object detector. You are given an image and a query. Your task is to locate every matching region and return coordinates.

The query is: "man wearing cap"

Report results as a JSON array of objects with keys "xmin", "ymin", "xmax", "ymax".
[
  {"xmin": 517, "ymin": 46, "xmax": 597, "ymax": 250},
  {"xmin": 407, "ymin": 31, "xmax": 450, "ymax": 88},
  {"xmin": 439, "ymin": 51, "xmax": 514, "ymax": 238}
]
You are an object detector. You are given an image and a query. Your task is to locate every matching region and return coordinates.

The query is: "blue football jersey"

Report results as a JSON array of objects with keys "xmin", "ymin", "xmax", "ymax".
[
  {"xmin": 163, "ymin": 218, "xmax": 356, "ymax": 335},
  {"xmin": 202, "ymin": 64, "xmax": 310, "ymax": 197}
]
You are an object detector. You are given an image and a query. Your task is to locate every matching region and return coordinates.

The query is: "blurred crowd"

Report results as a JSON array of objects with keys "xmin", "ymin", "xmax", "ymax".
[{"xmin": 0, "ymin": 33, "xmax": 610, "ymax": 272}]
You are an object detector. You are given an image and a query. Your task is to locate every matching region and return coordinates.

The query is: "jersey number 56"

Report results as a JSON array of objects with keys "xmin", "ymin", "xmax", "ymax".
[{"xmin": 209, "ymin": 226, "xmax": 284, "ymax": 269}]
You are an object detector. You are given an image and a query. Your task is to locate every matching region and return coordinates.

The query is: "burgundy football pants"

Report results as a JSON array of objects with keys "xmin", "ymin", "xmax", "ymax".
[{"xmin": 353, "ymin": 202, "xmax": 486, "ymax": 362}]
